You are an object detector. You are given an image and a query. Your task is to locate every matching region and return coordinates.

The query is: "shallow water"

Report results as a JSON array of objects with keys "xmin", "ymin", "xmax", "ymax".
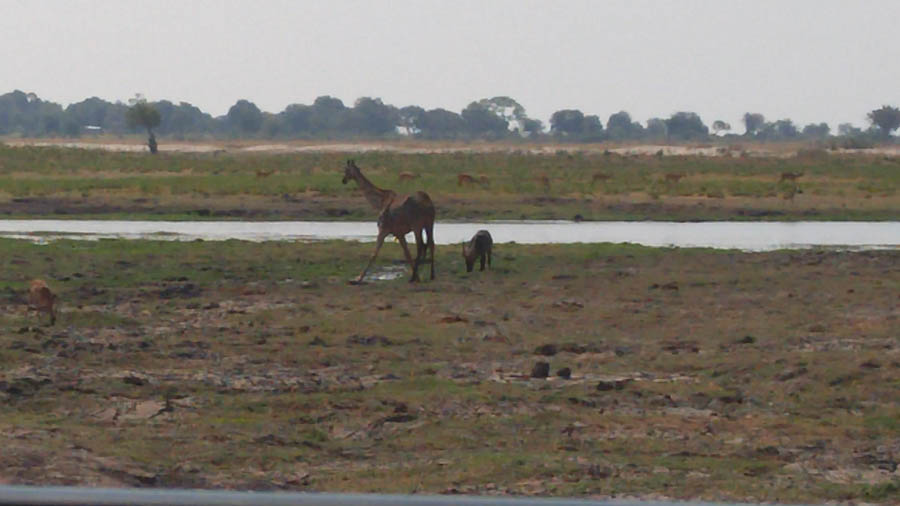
[{"xmin": 0, "ymin": 220, "xmax": 897, "ymax": 251}]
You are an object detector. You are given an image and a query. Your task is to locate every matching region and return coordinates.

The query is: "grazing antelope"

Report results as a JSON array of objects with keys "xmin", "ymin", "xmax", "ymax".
[
  {"xmin": 398, "ymin": 171, "xmax": 419, "ymax": 182},
  {"xmin": 27, "ymin": 279, "xmax": 56, "ymax": 326},
  {"xmin": 663, "ymin": 173, "xmax": 685, "ymax": 183},
  {"xmin": 462, "ymin": 230, "xmax": 493, "ymax": 272},
  {"xmin": 342, "ymin": 160, "xmax": 435, "ymax": 282},
  {"xmin": 457, "ymin": 173, "xmax": 476, "ymax": 186},
  {"xmin": 477, "ymin": 174, "xmax": 491, "ymax": 186},
  {"xmin": 255, "ymin": 169, "xmax": 274, "ymax": 178},
  {"xmin": 779, "ymin": 171, "xmax": 804, "ymax": 182}
]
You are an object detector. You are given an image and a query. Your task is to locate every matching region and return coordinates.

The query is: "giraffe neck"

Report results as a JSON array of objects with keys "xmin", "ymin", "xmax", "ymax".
[{"xmin": 353, "ymin": 170, "xmax": 396, "ymax": 210}]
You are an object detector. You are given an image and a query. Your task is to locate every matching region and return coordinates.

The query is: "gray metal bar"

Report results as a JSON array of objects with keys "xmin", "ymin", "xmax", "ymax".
[{"xmin": 0, "ymin": 485, "xmax": 748, "ymax": 506}]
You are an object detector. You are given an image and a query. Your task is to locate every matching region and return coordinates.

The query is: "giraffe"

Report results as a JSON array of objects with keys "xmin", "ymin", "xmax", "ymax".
[{"xmin": 342, "ymin": 160, "xmax": 436, "ymax": 282}]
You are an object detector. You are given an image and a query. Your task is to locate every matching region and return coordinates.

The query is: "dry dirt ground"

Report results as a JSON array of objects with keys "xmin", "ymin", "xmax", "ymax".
[{"xmin": 0, "ymin": 240, "xmax": 897, "ymax": 503}]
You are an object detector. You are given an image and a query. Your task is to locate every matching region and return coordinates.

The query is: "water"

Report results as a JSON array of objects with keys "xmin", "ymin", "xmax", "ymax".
[{"xmin": 0, "ymin": 220, "xmax": 897, "ymax": 251}]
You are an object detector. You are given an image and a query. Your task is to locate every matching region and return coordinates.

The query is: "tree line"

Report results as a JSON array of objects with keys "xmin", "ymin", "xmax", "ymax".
[{"xmin": 1, "ymin": 90, "xmax": 898, "ymax": 145}]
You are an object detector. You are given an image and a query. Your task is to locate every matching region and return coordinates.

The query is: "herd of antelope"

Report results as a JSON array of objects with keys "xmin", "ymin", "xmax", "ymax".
[{"xmin": 23, "ymin": 161, "xmax": 804, "ymax": 325}]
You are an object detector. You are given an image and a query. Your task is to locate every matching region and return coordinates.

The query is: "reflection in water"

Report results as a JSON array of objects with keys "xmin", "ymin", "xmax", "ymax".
[{"xmin": 0, "ymin": 220, "xmax": 897, "ymax": 251}]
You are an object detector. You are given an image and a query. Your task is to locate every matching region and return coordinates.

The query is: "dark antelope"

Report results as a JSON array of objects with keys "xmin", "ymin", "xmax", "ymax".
[{"xmin": 462, "ymin": 230, "xmax": 493, "ymax": 272}]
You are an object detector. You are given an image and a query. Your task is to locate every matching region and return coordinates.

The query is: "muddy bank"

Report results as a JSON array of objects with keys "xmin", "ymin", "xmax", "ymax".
[
  {"xmin": 0, "ymin": 240, "xmax": 898, "ymax": 502},
  {"xmin": 0, "ymin": 194, "xmax": 893, "ymax": 222}
]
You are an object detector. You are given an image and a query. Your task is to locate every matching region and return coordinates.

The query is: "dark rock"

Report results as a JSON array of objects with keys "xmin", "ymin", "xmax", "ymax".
[
  {"xmin": 596, "ymin": 379, "xmax": 631, "ymax": 391},
  {"xmin": 346, "ymin": 334, "xmax": 393, "ymax": 346},
  {"xmin": 534, "ymin": 344, "xmax": 558, "ymax": 356},
  {"xmin": 860, "ymin": 360, "xmax": 881, "ymax": 369},
  {"xmin": 122, "ymin": 375, "xmax": 147, "ymax": 386},
  {"xmin": 531, "ymin": 361, "xmax": 550, "ymax": 378},
  {"xmin": 776, "ymin": 367, "xmax": 808, "ymax": 382},
  {"xmin": 737, "ymin": 335, "xmax": 757, "ymax": 344},
  {"xmin": 556, "ymin": 367, "xmax": 572, "ymax": 379},
  {"xmin": 158, "ymin": 283, "xmax": 202, "ymax": 299}
]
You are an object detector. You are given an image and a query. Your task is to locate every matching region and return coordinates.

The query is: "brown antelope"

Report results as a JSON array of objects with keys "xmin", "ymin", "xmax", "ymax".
[
  {"xmin": 462, "ymin": 230, "xmax": 493, "ymax": 272},
  {"xmin": 477, "ymin": 174, "xmax": 491, "ymax": 186},
  {"xmin": 457, "ymin": 173, "xmax": 476, "ymax": 186},
  {"xmin": 535, "ymin": 173, "xmax": 550, "ymax": 190},
  {"xmin": 342, "ymin": 160, "xmax": 435, "ymax": 282},
  {"xmin": 398, "ymin": 171, "xmax": 419, "ymax": 182},
  {"xmin": 779, "ymin": 171, "xmax": 804, "ymax": 182},
  {"xmin": 591, "ymin": 172, "xmax": 611, "ymax": 184},
  {"xmin": 27, "ymin": 279, "xmax": 56, "ymax": 326},
  {"xmin": 663, "ymin": 173, "xmax": 685, "ymax": 183},
  {"xmin": 255, "ymin": 169, "xmax": 274, "ymax": 178}
]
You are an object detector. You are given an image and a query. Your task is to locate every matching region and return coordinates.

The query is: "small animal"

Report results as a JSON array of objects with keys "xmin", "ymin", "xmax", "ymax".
[
  {"xmin": 27, "ymin": 279, "xmax": 56, "ymax": 326},
  {"xmin": 663, "ymin": 173, "xmax": 684, "ymax": 183},
  {"xmin": 592, "ymin": 172, "xmax": 611, "ymax": 183},
  {"xmin": 477, "ymin": 174, "xmax": 491, "ymax": 186},
  {"xmin": 398, "ymin": 171, "xmax": 419, "ymax": 182},
  {"xmin": 462, "ymin": 230, "xmax": 493, "ymax": 272},
  {"xmin": 255, "ymin": 169, "xmax": 274, "ymax": 178},
  {"xmin": 457, "ymin": 173, "xmax": 476, "ymax": 186},
  {"xmin": 779, "ymin": 171, "xmax": 804, "ymax": 182}
]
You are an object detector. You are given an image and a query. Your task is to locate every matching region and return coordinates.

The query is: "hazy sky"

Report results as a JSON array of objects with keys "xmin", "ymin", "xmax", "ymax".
[{"xmin": 3, "ymin": 0, "xmax": 898, "ymax": 130}]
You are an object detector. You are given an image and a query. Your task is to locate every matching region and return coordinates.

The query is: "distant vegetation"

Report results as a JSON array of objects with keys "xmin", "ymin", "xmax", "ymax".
[{"xmin": 0, "ymin": 90, "xmax": 898, "ymax": 146}]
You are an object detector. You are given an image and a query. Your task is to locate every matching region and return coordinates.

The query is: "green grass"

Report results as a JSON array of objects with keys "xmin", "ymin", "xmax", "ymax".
[{"xmin": 0, "ymin": 143, "xmax": 898, "ymax": 220}]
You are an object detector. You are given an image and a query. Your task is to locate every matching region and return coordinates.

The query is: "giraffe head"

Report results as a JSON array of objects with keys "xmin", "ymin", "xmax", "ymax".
[{"xmin": 342, "ymin": 159, "xmax": 359, "ymax": 184}]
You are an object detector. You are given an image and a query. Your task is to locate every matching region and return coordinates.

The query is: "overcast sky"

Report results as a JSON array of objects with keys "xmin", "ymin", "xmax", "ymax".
[{"xmin": 3, "ymin": 0, "xmax": 898, "ymax": 130}]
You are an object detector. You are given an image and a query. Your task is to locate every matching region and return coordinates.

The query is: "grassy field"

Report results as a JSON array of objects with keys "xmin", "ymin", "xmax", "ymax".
[
  {"xmin": 0, "ymin": 238, "xmax": 897, "ymax": 502},
  {"xmin": 0, "ymin": 141, "xmax": 898, "ymax": 221}
]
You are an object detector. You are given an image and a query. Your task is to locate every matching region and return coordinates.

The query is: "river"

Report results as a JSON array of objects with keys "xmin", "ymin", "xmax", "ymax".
[{"xmin": 0, "ymin": 220, "xmax": 897, "ymax": 251}]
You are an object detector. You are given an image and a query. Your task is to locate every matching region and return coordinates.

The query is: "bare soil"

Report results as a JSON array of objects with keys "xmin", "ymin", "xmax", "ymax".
[{"xmin": 1, "ymin": 240, "xmax": 897, "ymax": 502}]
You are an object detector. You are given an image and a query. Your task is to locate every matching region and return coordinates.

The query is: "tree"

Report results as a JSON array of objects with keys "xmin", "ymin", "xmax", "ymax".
[
  {"xmin": 225, "ymin": 99, "xmax": 263, "ymax": 136},
  {"xmin": 395, "ymin": 105, "xmax": 424, "ymax": 136},
  {"xmin": 757, "ymin": 119, "xmax": 799, "ymax": 141},
  {"xmin": 461, "ymin": 101, "xmax": 509, "ymax": 137},
  {"xmin": 581, "ymin": 115, "xmax": 605, "ymax": 141},
  {"xmin": 126, "ymin": 94, "xmax": 161, "ymax": 153},
  {"xmin": 665, "ymin": 112, "xmax": 708, "ymax": 140},
  {"xmin": 550, "ymin": 109, "xmax": 586, "ymax": 136},
  {"xmin": 645, "ymin": 118, "xmax": 667, "ymax": 140},
  {"xmin": 348, "ymin": 97, "xmax": 398, "ymax": 136},
  {"xmin": 712, "ymin": 120, "xmax": 731, "ymax": 136},
  {"xmin": 418, "ymin": 108, "xmax": 466, "ymax": 139},
  {"xmin": 801, "ymin": 122, "xmax": 830, "ymax": 139},
  {"xmin": 280, "ymin": 104, "xmax": 312, "ymax": 136},
  {"xmin": 838, "ymin": 123, "xmax": 862, "ymax": 137},
  {"xmin": 521, "ymin": 117, "xmax": 544, "ymax": 137},
  {"xmin": 309, "ymin": 95, "xmax": 346, "ymax": 134},
  {"xmin": 743, "ymin": 112, "xmax": 765, "ymax": 136},
  {"xmin": 606, "ymin": 111, "xmax": 643, "ymax": 140},
  {"xmin": 473, "ymin": 96, "xmax": 532, "ymax": 134},
  {"xmin": 867, "ymin": 105, "xmax": 900, "ymax": 139}
]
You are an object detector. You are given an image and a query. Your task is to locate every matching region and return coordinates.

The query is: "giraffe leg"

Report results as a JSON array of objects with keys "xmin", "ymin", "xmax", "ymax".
[
  {"xmin": 356, "ymin": 231, "xmax": 387, "ymax": 283},
  {"xmin": 426, "ymin": 222, "xmax": 435, "ymax": 280},
  {"xmin": 413, "ymin": 229, "xmax": 425, "ymax": 267},
  {"xmin": 397, "ymin": 235, "xmax": 419, "ymax": 282}
]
